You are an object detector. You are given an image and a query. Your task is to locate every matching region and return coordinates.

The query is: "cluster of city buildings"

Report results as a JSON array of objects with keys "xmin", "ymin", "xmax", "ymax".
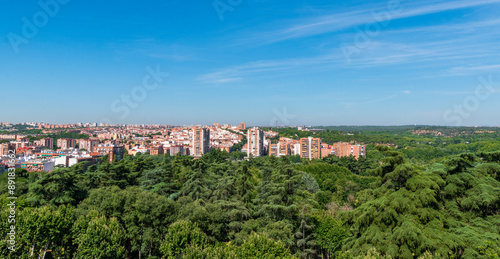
[
  {"xmin": 244, "ymin": 128, "xmax": 366, "ymax": 160},
  {"xmin": 0, "ymin": 136, "xmax": 125, "ymax": 172},
  {"xmin": 0, "ymin": 121, "xmax": 366, "ymax": 173},
  {"xmin": 0, "ymin": 122, "xmax": 246, "ymax": 172}
]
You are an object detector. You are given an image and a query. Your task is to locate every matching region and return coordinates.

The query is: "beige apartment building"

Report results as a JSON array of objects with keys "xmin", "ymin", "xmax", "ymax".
[
  {"xmin": 247, "ymin": 127, "xmax": 264, "ymax": 157},
  {"xmin": 300, "ymin": 137, "xmax": 321, "ymax": 160},
  {"xmin": 192, "ymin": 127, "xmax": 210, "ymax": 157}
]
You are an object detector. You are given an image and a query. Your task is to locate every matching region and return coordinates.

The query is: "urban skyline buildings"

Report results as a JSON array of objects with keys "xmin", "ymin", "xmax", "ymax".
[
  {"xmin": 269, "ymin": 142, "xmax": 291, "ymax": 157},
  {"xmin": 300, "ymin": 137, "xmax": 321, "ymax": 160},
  {"xmin": 191, "ymin": 127, "xmax": 211, "ymax": 158},
  {"xmin": 247, "ymin": 127, "xmax": 264, "ymax": 157},
  {"xmin": 1, "ymin": 121, "xmax": 369, "ymax": 174}
]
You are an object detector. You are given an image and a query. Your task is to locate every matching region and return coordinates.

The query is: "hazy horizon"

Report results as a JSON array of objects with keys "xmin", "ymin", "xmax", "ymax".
[{"xmin": 2, "ymin": 121, "xmax": 500, "ymax": 128}]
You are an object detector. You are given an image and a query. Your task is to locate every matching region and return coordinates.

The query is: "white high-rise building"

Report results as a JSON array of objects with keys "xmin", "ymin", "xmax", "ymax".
[
  {"xmin": 247, "ymin": 127, "xmax": 264, "ymax": 157},
  {"xmin": 192, "ymin": 127, "xmax": 210, "ymax": 157}
]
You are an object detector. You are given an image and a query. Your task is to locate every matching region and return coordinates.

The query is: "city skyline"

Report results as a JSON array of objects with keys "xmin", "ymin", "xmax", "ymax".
[
  {"xmin": 2, "ymin": 121, "xmax": 500, "ymax": 128},
  {"xmin": 0, "ymin": 122, "xmax": 369, "ymax": 170},
  {"xmin": 2, "ymin": 0, "xmax": 500, "ymax": 126}
]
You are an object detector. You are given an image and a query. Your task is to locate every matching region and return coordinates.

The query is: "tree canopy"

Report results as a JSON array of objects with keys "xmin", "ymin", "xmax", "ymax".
[{"xmin": 1, "ymin": 128, "xmax": 500, "ymax": 258}]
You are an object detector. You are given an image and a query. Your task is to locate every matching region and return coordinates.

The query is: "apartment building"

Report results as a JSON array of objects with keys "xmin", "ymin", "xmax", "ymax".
[
  {"xmin": 0, "ymin": 143, "xmax": 15, "ymax": 157},
  {"xmin": 238, "ymin": 122, "xmax": 247, "ymax": 130},
  {"xmin": 79, "ymin": 139, "xmax": 99, "ymax": 152},
  {"xmin": 191, "ymin": 127, "xmax": 210, "ymax": 157},
  {"xmin": 95, "ymin": 144, "xmax": 124, "ymax": 163},
  {"xmin": 57, "ymin": 138, "xmax": 76, "ymax": 149},
  {"xmin": 350, "ymin": 144, "xmax": 366, "ymax": 159},
  {"xmin": 40, "ymin": 138, "xmax": 54, "ymax": 149},
  {"xmin": 20, "ymin": 161, "xmax": 54, "ymax": 172},
  {"xmin": 269, "ymin": 142, "xmax": 291, "ymax": 157},
  {"xmin": 11, "ymin": 141, "xmax": 29, "ymax": 150},
  {"xmin": 169, "ymin": 145, "xmax": 185, "ymax": 156},
  {"xmin": 269, "ymin": 144, "xmax": 278, "ymax": 157},
  {"xmin": 247, "ymin": 127, "xmax": 264, "ymax": 157},
  {"xmin": 300, "ymin": 137, "xmax": 321, "ymax": 160},
  {"xmin": 150, "ymin": 145, "xmax": 164, "ymax": 156},
  {"xmin": 332, "ymin": 142, "xmax": 366, "ymax": 160}
]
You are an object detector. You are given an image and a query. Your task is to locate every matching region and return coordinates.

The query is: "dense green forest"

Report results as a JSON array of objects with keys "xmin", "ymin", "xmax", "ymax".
[
  {"xmin": 1, "ymin": 128, "xmax": 500, "ymax": 258},
  {"xmin": 267, "ymin": 127, "xmax": 500, "ymax": 165},
  {"xmin": 0, "ymin": 125, "xmax": 43, "ymax": 135}
]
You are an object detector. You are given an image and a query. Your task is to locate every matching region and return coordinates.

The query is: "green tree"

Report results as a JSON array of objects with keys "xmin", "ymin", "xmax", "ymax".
[
  {"xmin": 236, "ymin": 232, "xmax": 297, "ymax": 258},
  {"xmin": 160, "ymin": 220, "xmax": 209, "ymax": 258},
  {"xmin": 314, "ymin": 213, "xmax": 348, "ymax": 258},
  {"xmin": 0, "ymin": 205, "xmax": 75, "ymax": 259},
  {"xmin": 26, "ymin": 168, "xmax": 85, "ymax": 206},
  {"xmin": 73, "ymin": 211, "xmax": 126, "ymax": 259},
  {"xmin": 295, "ymin": 218, "xmax": 316, "ymax": 258},
  {"xmin": 77, "ymin": 186, "xmax": 177, "ymax": 258}
]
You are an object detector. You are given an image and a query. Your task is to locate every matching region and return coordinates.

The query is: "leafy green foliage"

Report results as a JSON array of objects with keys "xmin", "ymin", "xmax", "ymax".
[
  {"xmin": 314, "ymin": 213, "xmax": 348, "ymax": 256},
  {"xmin": 0, "ymin": 205, "xmax": 75, "ymax": 258},
  {"xmin": 342, "ymin": 150, "xmax": 500, "ymax": 258},
  {"xmin": 2, "ymin": 128, "xmax": 500, "ymax": 258},
  {"xmin": 73, "ymin": 211, "xmax": 126, "ymax": 259},
  {"xmin": 160, "ymin": 220, "xmax": 209, "ymax": 258}
]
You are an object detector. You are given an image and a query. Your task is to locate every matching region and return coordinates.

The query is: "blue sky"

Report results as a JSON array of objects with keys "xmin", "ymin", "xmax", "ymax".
[{"xmin": 1, "ymin": 0, "xmax": 500, "ymax": 126}]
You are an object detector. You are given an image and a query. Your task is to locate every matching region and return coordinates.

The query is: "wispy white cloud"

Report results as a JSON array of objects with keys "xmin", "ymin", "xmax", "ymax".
[
  {"xmin": 446, "ymin": 64, "xmax": 500, "ymax": 76},
  {"xmin": 201, "ymin": 8, "xmax": 500, "ymax": 85},
  {"xmin": 429, "ymin": 90, "xmax": 476, "ymax": 95},
  {"xmin": 427, "ymin": 87, "xmax": 500, "ymax": 95},
  {"xmin": 389, "ymin": 0, "xmax": 500, "ymax": 20},
  {"xmin": 199, "ymin": 36, "xmax": 500, "ymax": 84},
  {"xmin": 198, "ymin": 55, "xmax": 340, "ymax": 84},
  {"xmin": 237, "ymin": 0, "xmax": 500, "ymax": 46},
  {"xmin": 148, "ymin": 53, "xmax": 195, "ymax": 61},
  {"xmin": 198, "ymin": 76, "xmax": 242, "ymax": 84},
  {"xmin": 111, "ymin": 39, "xmax": 199, "ymax": 62},
  {"xmin": 378, "ymin": 18, "xmax": 500, "ymax": 37}
]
